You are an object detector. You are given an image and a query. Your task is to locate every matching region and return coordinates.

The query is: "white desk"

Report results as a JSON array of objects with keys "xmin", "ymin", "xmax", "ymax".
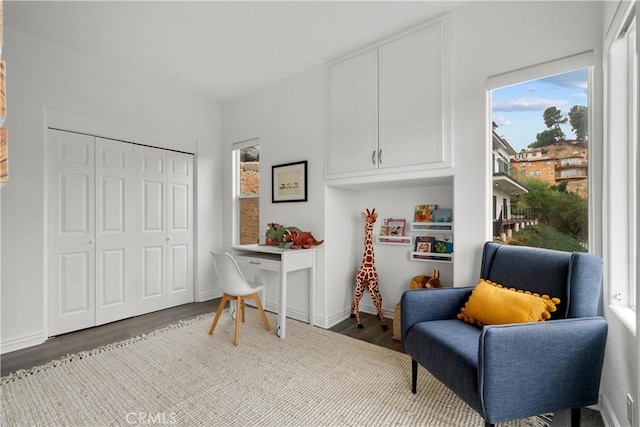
[{"xmin": 232, "ymin": 244, "xmax": 316, "ymax": 339}]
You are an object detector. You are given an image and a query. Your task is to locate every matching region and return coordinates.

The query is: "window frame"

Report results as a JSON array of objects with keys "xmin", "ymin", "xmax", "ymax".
[
  {"xmin": 232, "ymin": 138, "xmax": 260, "ymax": 246},
  {"xmin": 605, "ymin": 3, "xmax": 638, "ymax": 328}
]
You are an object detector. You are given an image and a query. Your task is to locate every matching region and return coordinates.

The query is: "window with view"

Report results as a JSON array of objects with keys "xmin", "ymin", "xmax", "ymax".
[
  {"xmin": 490, "ymin": 65, "xmax": 591, "ymax": 252},
  {"xmin": 234, "ymin": 142, "xmax": 260, "ymax": 245}
]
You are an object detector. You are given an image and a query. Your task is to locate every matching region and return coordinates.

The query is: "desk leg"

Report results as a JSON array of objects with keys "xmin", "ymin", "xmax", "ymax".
[
  {"xmin": 278, "ymin": 264, "xmax": 287, "ymax": 339},
  {"xmin": 309, "ymin": 257, "xmax": 315, "ymax": 327}
]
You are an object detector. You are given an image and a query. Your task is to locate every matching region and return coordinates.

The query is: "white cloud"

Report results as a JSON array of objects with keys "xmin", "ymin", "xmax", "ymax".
[
  {"xmin": 493, "ymin": 115, "xmax": 512, "ymax": 127},
  {"xmin": 493, "ymin": 97, "xmax": 569, "ymax": 112}
]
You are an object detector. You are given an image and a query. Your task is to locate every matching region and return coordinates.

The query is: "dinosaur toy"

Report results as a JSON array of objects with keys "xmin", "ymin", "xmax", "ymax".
[
  {"xmin": 284, "ymin": 230, "xmax": 324, "ymax": 249},
  {"xmin": 265, "ymin": 223, "xmax": 301, "ymax": 248}
]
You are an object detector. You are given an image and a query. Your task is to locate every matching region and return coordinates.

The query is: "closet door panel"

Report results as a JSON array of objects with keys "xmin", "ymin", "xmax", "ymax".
[
  {"xmin": 167, "ymin": 152, "xmax": 194, "ymax": 306},
  {"xmin": 95, "ymin": 139, "xmax": 135, "ymax": 325},
  {"xmin": 135, "ymin": 146, "xmax": 168, "ymax": 314},
  {"xmin": 48, "ymin": 130, "xmax": 95, "ymax": 336}
]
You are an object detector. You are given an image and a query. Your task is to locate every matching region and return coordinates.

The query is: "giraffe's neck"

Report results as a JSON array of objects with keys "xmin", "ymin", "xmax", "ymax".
[{"xmin": 361, "ymin": 224, "xmax": 375, "ymax": 268}]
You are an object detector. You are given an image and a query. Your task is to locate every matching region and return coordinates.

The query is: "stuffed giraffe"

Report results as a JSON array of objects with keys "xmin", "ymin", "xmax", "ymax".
[{"xmin": 351, "ymin": 208, "xmax": 388, "ymax": 330}]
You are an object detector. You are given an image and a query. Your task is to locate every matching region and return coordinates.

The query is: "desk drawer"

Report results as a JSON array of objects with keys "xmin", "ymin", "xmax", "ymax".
[{"xmin": 235, "ymin": 255, "xmax": 281, "ymax": 273}]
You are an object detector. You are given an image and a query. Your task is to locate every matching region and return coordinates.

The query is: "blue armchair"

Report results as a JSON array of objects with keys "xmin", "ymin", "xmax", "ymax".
[{"xmin": 401, "ymin": 242, "xmax": 607, "ymax": 427}]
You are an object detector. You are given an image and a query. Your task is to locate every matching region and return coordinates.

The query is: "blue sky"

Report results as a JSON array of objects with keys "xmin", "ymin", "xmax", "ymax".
[{"xmin": 491, "ymin": 68, "xmax": 588, "ymax": 151}]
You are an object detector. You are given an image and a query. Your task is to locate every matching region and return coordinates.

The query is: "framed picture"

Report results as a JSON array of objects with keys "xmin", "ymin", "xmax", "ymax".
[
  {"xmin": 272, "ymin": 160, "xmax": 307, "ymax": 203},
  {"xmin": 386, "ymin": 218, "xmax": 406, "ymax": 236}
]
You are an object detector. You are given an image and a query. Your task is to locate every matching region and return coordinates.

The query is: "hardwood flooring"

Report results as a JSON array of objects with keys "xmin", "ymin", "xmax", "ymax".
[{"xmin": 0, "ymin": 301, "xmax": 603, "ymax": 426}]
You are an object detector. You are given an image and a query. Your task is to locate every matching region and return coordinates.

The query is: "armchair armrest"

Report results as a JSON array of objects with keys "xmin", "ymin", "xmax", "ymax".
[
  {"xmin": 400, "ymin": 287, "xmax": 474, "ymax": 346},
  {"xmin": 478, "ymin": 317, "xmax": 608, "ymax": 423}
]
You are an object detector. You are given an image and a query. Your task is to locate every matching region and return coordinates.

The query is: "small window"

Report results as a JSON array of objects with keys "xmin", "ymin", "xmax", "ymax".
[{"xmin": 233, "ymin": 141, "xmax": 260, "ymax": 245}]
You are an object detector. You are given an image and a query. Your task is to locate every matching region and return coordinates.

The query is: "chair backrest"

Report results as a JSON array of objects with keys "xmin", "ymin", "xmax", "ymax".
[
  {"xmin": 210, "ymin": 252, "xmax": 256, "ymax": 296},
  {"xmin": 480, "ymin": 242, "xmax": 603, "ymax": 319}
]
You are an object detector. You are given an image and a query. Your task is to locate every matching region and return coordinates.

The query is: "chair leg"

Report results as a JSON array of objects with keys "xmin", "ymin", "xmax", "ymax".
[
  {"xmin": 234, "ymin": 296, "xmax": 242, "ymax": 346},
  {"xmin": 411, "ymin": 359, "xmax": 418, "ymax": 394},
  {"xmin": 209, "ymin": 294, "xmax": 230, "ymax": 335},
  {"xmin": 252, "ymin": 292, "xmax": 271, "ymax": 331},
  {"xmin": 240, "ymin": 297, "xmax": 246, "ymax": 323},
  {"xmin": 571, "ymin": 408, "xmax": 581, "ymax": 427}
]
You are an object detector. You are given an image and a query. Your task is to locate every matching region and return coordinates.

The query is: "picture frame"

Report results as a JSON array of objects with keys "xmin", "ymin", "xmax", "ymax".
[
  {"xmin": 386, "ymin": 218, "xmax": 406, "ymax": 236},
  {"xmin": 272, "ymin": 160, "xmax": 307, "ymax": 203}
]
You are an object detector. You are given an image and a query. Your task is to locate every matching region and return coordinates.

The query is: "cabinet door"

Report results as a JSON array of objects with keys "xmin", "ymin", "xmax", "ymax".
[
  {"xmin": 166, "ymin": 152, "xmax": 194, "ymax": 307},
  {"xmin": 48, "ymin": 130, "xmax": 95, "ymax": 336},
  {"xmin": 134, "ymin": 145, "xmax": 168, "ymax": 315},
  {"xmin": 326, "ymin": 49, "xmax": 378, "ymax": 176},
  {"xmin": 95, "ymin": 138, "xmax": 135, "ymax": 325},
  {"xmin": 378, "ymin": 21, "xmax": 446, "ymax": 169}
]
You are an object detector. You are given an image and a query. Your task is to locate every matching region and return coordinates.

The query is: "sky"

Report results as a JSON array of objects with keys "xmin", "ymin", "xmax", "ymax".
[{"xmin": 491, "ymin": 68, "xmax": 588, "ymax": 151}]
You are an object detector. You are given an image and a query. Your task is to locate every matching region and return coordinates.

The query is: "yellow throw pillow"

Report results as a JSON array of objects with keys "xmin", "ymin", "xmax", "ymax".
[{"xmin": 457, "ymin": 279, "xmax": 561, "ymax": 327}]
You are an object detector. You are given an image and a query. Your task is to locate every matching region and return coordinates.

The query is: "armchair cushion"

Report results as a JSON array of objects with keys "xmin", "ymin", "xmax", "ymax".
[{"xmin": 457, "ymin": 279, "xmax": 561, "ymax": 326}]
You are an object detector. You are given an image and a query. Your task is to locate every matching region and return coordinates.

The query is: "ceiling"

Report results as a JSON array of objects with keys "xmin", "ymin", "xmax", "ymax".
[{"xmin": 5, "ymin": 1, "xmax": 466, "ymax": 101}]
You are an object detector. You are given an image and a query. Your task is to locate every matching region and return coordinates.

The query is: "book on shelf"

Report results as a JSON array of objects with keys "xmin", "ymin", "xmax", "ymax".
[
  {"xmin": 414, "ymin": 204, "xmax": 438, "ymax": 222},
  {"xmin": 432, "ymin": 237, "xmax": 454, "ymax": 260},
  {"xmin": 383, "ymin": 218, "xmax": 406, "ymax": 236},
  {"xmin": 432, "ymin": 208, "xmax": 453, "ymax": 229},
  {"xmin": 413, "ymin": 236, "xmax": 435, "ymax": 259}
]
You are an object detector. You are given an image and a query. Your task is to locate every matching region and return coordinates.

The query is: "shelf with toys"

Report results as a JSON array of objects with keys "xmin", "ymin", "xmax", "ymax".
[
  {"xmin": 410, "ymin": 204, "xmax": 453, "ymax": 263},
  {"xmin": 373, "ymin": 205, "xmax": 453, "ymax": 262}
]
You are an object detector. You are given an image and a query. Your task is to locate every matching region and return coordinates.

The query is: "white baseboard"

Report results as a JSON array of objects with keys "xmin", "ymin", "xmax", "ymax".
[
  {"xmin": 600, "ymin": 391, "xmax": 620, "ymax": 427},
  {"xmin": 195, "ymin": 290, "xmax": 221, "ymax": 302},
  {"xmin": 1, "ymin": 330, "xmax": 47, "ymax": 355}
]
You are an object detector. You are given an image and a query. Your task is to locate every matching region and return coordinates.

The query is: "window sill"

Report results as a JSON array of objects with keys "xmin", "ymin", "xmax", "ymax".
[{"xmin": 608, "ymin": 304, "xmax": 636, "ymax": 336}]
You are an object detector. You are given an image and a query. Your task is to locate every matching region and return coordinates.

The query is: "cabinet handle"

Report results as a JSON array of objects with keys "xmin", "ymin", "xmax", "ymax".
[
  {"xmin": 378, "ymin": 149, "xmax": 382, "ymax": 164},
  {"xmin": 372, "ymin": 150, "xmax": 376, "ymax": 165},
  {"xmin": 249, "ymin": 261, "xmax": 261, "ymax": 265}
]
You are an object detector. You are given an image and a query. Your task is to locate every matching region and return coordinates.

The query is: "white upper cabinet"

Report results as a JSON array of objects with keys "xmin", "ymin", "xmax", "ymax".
[
  {"xmin": 326, "ymin": 49, "xmax": 378, "ymax": 176},
  {"xmin": 326, "ymin": 18, "xmax": 451, "ymax": 179}
]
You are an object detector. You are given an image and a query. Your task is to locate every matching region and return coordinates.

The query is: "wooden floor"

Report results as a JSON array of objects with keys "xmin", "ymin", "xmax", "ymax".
[{"xmin": 1, "ymin": 300, "xmax": 400, "ymax": 377}]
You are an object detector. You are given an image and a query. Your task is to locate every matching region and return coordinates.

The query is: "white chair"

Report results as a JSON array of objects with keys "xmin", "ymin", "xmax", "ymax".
[{"xmin": 208, "ymin": 252, "xmax": 271, "ymax": 346}]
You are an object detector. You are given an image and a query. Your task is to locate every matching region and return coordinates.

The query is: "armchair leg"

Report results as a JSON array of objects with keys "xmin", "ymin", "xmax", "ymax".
[
  {"xmin": 484, "ymin": 422, "xmax": 494, "ymax": 427},
  {"xmin": 571, "ymin": 408, "xmax": 581, "ymax": 427},
  {"xmin": 411, "ymin": 359, "xmax": 417, "ymax": 394}
]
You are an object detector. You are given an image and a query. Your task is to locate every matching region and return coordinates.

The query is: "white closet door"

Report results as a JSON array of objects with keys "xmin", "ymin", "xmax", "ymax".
[
  {"xmin": 134, "ymin": 145, "xmax": 168, "ymax": 315},
  {"xmin": 166, "ymin": 152, "xmax": 194, "ymax": 306},
  {"xmin": 95, "ymin": 138, "xmax": 135, "ymax": 325},
  {"xmin": 48, "ymin": 130, "xmax": 96, "ymax": 336}
]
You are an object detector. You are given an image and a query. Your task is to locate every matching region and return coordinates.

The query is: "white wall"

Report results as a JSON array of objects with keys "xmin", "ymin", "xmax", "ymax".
[
  {"xmin": 450, "ymin": 1, "xmax": 604, "ymax": 287},
  {"xmin": 223, "ymin": 66, "xmax": 326, "ymax": 323},
  {"xmin": 0, "ymin": 27, "xmax": 224, "ymax": 352},
  {"xmin": 222, "ymin": 2, "xmax": 636, "ymax": 424}
]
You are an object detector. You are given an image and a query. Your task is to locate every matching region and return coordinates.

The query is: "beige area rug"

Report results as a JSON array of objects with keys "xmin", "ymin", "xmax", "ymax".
[{"xmin": 1, "ymin": 310, "xmax": 540, "ymax": 427}]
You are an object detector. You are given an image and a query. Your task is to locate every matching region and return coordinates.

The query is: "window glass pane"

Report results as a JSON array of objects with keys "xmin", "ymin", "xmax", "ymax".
[
  {"xmin": 491, "ymin": 68, "xmax": 589, "ymax": 252},
  {"xmin": 239, "ymin": 198, "xmax": 260, "ymax": 245},
  {"xmin": 240, "ymin": 146, "xmax": 259, "ymax": 195},
  {"xmin": 236, "ymin": 143, "xmax": 259, "ymax": 245}
]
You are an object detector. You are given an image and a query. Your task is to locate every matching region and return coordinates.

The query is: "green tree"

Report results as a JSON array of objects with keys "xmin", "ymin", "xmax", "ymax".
[
  {"xmin": 519, "ymin": 179, "xmax": 558, "ymax": 223},
  {"xmin": 568, "ymin": 105, "xmax": 588, "ymax": 140},
  {"xmin": 532, "ymin": 106, "xmax": 567, "ymax": 146},
  {"xmin": 531, "ymin": 127, "xmax": 565, "ymax": 147},
  {"xmin": 555, "ymin": 191, "xmax": 588, "ymax": 239},
  {"xmin": 518, "ymin": 178, "xmax": 588, "ymax": 242},
  {"xmin": 543, "ymin": 106, "xmax": 568, "ymax": 130}
]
